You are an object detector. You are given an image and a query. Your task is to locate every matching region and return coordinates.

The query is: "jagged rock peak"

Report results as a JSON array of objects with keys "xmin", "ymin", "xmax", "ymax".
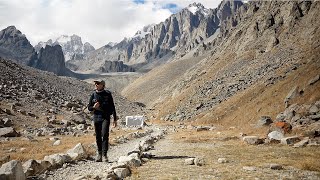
[
  {"xmin": 186, "ymin": 2, "xmax": 210, "ymax": 15},
  {"xmin": 34, "ymin": 44, "xmax": 67, "ymax": 76},
  {"xmin": 0, "ymin": 25, "xmax": 35, "ymax": 65},
  {"xmin": 133, "ymin": 24, "xmax": 155, "ymax": 39},
  {"xmin": 1, "ymin": 26, "xmax": 22, "ymax": 36}
]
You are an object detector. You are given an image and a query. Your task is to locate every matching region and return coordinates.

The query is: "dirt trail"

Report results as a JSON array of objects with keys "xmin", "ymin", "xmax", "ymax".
[{"xmin": 128, "ymin": 130, "xmax": 320, "ymax": 180}]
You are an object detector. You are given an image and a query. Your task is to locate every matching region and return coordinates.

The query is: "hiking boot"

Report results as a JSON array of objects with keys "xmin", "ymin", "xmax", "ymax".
[
  {"xmin": 95, "ymin": 154, "xmax": 102, "ymax": 162},
  {"xmin": 103, "ymin": 155, "xmax": 109, "ymax": 162}
]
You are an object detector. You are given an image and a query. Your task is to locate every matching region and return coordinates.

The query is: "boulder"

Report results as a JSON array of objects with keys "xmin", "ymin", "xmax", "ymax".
[
  {"xmin": 268, "ymin": 131, "xmax": 284, "ymax": 141},
  {"xmin": 257, "ymin": 116, "xmax": 273, "ymax": 127},
  {"xmin": 23, "ymin": 159, "xmax": 48, "ymax": 177},
  {"xmin": 185, "ymin": 158, "xmax": 195, "ymax": 165},
  {"xmin": 243, "ymin": 136, "xmax": 264, "ymax": 145},
  {"xmin": 281, "ymin": 136, "xmax": 300, "ymax": 145},
  {"xmin": 114, "ymin": 167, "xmax": 131, "ymax": 179},
  {"xmin": 0, "ymin": 160, "xmax": 26, "ymax": 180},
  {"xmin": 118, "ymin": 156, "xmax": 141, "ymax": 167},
  {"xmin": 0, "ymin": 127, "xmax": 19, "ymax": 137}
]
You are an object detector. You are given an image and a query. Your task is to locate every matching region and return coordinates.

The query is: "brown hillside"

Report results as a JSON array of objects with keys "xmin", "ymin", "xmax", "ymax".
[{"xmin": 122, "ymin": 1, "xmax": 320, "ymax": 133}]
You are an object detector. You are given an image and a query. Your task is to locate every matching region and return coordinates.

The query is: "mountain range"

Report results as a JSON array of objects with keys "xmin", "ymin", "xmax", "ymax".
[
  {"xmin": 0, "ymin": 0, "xmax": 319, "ymax": 127},
  {"xmin": 67, "ymin": 2, "xmax": 243, "ymax": 73}
]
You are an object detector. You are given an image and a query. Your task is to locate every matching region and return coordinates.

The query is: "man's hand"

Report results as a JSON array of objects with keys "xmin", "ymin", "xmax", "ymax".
[
  {"xmin": 93, "ymin": 102, "xmax": 100, "ymax": 109},
  {"xmin": 113, "ymin": 120, "xmax": 117, "ymax": 127}
]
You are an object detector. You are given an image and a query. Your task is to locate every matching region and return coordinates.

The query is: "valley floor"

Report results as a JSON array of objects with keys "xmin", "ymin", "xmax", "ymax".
[{"xmin": 129, "ymin": 128, "xmax": 320, "ymax": 180}]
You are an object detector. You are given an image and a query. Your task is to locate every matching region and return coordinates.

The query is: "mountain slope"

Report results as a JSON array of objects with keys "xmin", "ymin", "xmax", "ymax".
[
  {"xmin": 68, "ymin": 2, "xmax": 243, "ymax": 73},
  {"xmin": 122, "ymin": 1, "xmax": 320, "ymax": 127},
  {"xmin": 0, "ymin": 57, "xmax": 145, "ymax": 129}
]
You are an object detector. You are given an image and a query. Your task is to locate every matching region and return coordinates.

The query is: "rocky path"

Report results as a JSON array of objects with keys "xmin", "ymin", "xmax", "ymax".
[{"xmin": 38, "ymin": 127, "xmax": 164, "ymax": 180}]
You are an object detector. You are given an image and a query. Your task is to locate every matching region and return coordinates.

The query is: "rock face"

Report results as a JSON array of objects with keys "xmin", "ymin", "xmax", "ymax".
[
  {"xmin": 34, "ymin": 35, "xmax": 95, "ymax": 62},
  {"xmin": 0, "ymin": 26, "xmax": 36, "ymax": 65},
  {"xmin": 68, "ymin": 2, "xmax": 243, "ymax": 73},
  {"xmin": 29, "ymin": 45, "xmax": 73, "ymax": 76},
  {"xmin": 0, "ymin": 26, "xmax": 75, "ymax": 77},
  {"xmin": 99, "ymin": 61, "xmax": 134, "ymax": 73}
]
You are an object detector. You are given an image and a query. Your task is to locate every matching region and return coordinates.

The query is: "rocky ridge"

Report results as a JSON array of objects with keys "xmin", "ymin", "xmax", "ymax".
[
  {"xmin": 67, "ymin": 1, "xmax": 243, "ymax": 73},
  {"xmin": 122, "ymin": 1, "xmax": 320, "ymax": 126}
]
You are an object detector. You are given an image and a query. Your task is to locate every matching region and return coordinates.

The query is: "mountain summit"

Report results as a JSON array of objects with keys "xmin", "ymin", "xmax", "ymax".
[
  {"xmin": 34, "ymin": 35, "xmax": 95, "ymax": 61},
  {"xmin": 0, "ymin": 26, "xmax": 36, "ymax": 65}
]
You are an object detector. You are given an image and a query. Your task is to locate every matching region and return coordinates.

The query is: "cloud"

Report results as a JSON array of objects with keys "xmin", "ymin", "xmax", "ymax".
[{"xmin": 0, "ymin": 0, "xmax": 221, "ymax": 48}]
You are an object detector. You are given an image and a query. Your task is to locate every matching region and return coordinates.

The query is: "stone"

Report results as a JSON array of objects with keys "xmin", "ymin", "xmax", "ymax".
[
  {"xmin": 218, "ymin": 158, "xmax": 228, "ymax": 163},
  {"xmin": 114, "ymin": 168, "xmax": 131, "ymax": 179},
  {"xmin": 242, "ymin": 136, "xmax": 264, "ymax": 145},
  {"xmin": 257, "ymin": 116, "xmax": 273, "ymax": 127},
  {"xmin": 284, "ymin": 86, "xmax": 299, "ymax": 107},
  {"xmin": 268, "ymin": 131, "xmax": 284, "ymax": 141},
  {"xmin": 270, "ymin": 164, "xmax": 283, "ymax": 170},
  {"xmin": 53, "ymin": 140, "xmax": 61, "ymax": 146},
  {"xmin": 194, "ymin": 157, "xmax": 205, "ymax": 166},
  {"xmin": 196, "ymin": 126, "xmax": 211, "ymax": 131},
  {"xmin": 0, "ymin": 160, "xmax": 26, "ymax": 180},
  {"xmin": 23, "ymin": 159, "xmax": 45, "ymax": 177},
  {"xmin": 0, "ymin": 127, "xmax": 19, "ymax": 137},
  {"xmin": 66, "ymin": 143, "xmax": 87, "ymax": 160},
  {"xmin": 185, "ymin": 158, "xmax": 195, "ymax": 165},
  {"xmin": 308, "ymin": 75, "xmax": 319, "ymax": 85},
  {"xmin": 281, "ymin": 136, "xmax": 300, "ymax": 145},
  {"xmin": 309, "ymin": 105, "xmax": 319, "ymax": 115},
  {"xmin": 243, "ymin": 166, "xmax": 256, "ymax": 171},
  {"xmin": 293, "ymin": 137, "xmax": 309, "ymax": 148},
  {"xmin": 118, "ymin": 156, "xmax": 141, "ymax": 167},
  {"xmin": 125, "ymin": 116, "xmax": 145, "ymax": 127}
]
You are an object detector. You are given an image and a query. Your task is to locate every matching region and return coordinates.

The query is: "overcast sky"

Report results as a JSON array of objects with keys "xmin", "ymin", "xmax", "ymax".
[{"xmin": 0, "ymin": 0, "xmax": 222, "ymax": 48}]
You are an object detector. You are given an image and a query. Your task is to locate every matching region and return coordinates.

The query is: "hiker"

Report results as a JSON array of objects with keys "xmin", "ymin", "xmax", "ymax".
[{"xmin": 88, "ymin": 79, "xmax": 117, "ymax": 162}]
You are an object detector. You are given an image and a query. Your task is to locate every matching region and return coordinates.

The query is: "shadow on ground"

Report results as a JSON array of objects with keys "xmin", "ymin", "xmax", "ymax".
[{"xmin": 151, "ymin": 155, "xmax": 191, "ymax": 160}]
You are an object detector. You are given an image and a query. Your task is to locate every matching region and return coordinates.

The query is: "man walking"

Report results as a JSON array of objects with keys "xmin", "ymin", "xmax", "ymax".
[{"xmin": 88, "ymin": 79, "xmax": 117, "ymax": 162}]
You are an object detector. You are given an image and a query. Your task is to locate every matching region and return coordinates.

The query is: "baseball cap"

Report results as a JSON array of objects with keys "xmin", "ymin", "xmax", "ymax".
[{"xmin": 93, "ymin": 79, "xmax": 105, "ymax": 86}]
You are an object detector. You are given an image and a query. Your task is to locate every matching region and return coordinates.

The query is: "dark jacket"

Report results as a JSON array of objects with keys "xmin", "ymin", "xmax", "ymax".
[{"xmin": 88, "ymin": 89, "xmax": 117, "ymax": 122}]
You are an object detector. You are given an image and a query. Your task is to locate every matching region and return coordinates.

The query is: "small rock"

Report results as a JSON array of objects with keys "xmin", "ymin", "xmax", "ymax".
[
  {"xmin": 243, "ymin": 166, "xmax": 257, "ymax": 171},
  {"xmin": 194, "ymin": 157, "xmax": 205, "ymax": 166},
  {"xmin": 185, "ymin": 158, "xmax": 195, "ymax": 165},
  {"xmin": 218, "ymin": 158, "xmax": 228, "ymax": 163},
  {"xmin": 53, "ymin": 140, "xmax": 61, "ymax": 146},
  {"xmin": 270, "ymin": 164, "xmax": 283, "ymax": 170}
]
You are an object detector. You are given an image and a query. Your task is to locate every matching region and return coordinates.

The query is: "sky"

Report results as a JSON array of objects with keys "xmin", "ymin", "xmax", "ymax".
[{"xmin": 0, "ymin": 0, "xmax": 222, "ymax": 48}]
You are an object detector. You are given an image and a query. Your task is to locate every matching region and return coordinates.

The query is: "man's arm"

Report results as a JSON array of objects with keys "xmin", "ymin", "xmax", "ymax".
[
  {"xmin": 109, "ymin": 93, "xmax": 117, "ymax": 127},
  {"xmin": 87, "ymin": 93, "xmax": 95, "ymax": 111}
]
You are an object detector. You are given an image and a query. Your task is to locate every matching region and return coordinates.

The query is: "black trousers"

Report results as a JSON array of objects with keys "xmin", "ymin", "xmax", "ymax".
[{"xmin": 94, "ymin": 118, "xmax": 110, "ymax": 155}]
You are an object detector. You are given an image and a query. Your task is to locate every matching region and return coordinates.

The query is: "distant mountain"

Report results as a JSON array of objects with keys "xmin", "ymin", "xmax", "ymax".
[
  {"xmin": 0, "ymin": 26, "xmax": 36, "ymax": 65},
  {"xmin": 0, "ymin": 26, "xmax": 75, "ymax": 76},
  {"xmin": 67, "ymin": 2, "xmax": 243, "ymax": 73},
  {"xmin": 34, "ymin": 34, "xmax": 95, "ymax": 61}
]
